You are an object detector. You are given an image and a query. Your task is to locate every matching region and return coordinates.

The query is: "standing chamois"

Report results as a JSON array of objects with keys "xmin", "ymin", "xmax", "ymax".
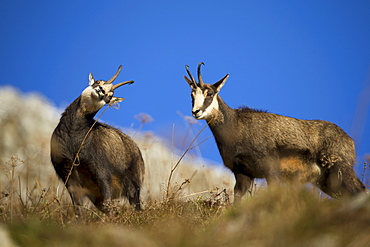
[
  {"xmin": 184, "ymin": 63, "xmax": 366, "ymax": 201},
  {"xmin": 51, "ymin": 66, "xmax": 144, "ymax": 216}
]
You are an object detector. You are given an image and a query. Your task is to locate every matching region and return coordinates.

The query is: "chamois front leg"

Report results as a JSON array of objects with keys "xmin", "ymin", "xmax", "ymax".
[
  {"xmin": 127, "ymin": 184, "xmax": 142, "ymax": 211},
  {"xmin": 233, "ymin": 172, "xmax": 254, "ymax": 204},
  {"xmin": 65, "ymin": 173, "xmax": 86, "ymax": 218},
  {"xmin": 54, "ymin": 163, "xmax": 86, "ymax": 218},
  {"xmin": 232, "ymin": 155, "xmax": 257, "ymax": 203}
]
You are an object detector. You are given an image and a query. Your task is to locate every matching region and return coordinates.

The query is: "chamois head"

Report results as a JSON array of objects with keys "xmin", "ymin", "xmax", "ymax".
[
  {"xmin": 81, "ymin": 65, "xmax": 134, "ymax": 114},
  {"xmin": 184, "ymin": 63, "xmax": 229, "ymax": 120}
]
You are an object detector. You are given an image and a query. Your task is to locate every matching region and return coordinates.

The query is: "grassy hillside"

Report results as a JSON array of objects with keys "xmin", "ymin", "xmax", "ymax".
[
  {"xmin": 0, "ymin": 87, "xmax": 369, "ymax": 246},
  {"xmin": 1, "ymin": 183, "xmax": 370, "ymax": 247}
]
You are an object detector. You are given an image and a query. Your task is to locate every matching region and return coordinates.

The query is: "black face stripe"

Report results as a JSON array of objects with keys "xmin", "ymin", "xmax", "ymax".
[
  {"xmin": 199, "ymin": 94, "xmax": 214, "ymax": 112},
  {"xmin": 191, "ymin": 92, "xmax": 195, "ymax": 108},
  {"xmin": 192, "ymin": 86, "xmax": 217, "ymax": 112}
]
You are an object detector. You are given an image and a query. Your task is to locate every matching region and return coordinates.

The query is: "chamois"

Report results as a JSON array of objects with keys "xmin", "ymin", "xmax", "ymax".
[
  {"xmin": 184, "ymin": 63, "xmax": 366, "ymax": 201},
  {"xmin": 51, "ymin": 66, "xmax": 144, "ymax": 216}
]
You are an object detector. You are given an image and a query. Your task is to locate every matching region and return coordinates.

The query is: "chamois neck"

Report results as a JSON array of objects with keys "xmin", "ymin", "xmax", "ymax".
[
  {"xmin": 207, "ymin": 95, "xmax": 237, "ymax": 155},
  {"xmin": 59, "ymin": 96, "xmax": 98, "ymax": 131},
  {"xmin": 208, "ymin": 95, "xmax": 235, "ymax": 127},
  {"xmin": 207, "ymin": 95, "xmax": 235, "ymax": 131}
]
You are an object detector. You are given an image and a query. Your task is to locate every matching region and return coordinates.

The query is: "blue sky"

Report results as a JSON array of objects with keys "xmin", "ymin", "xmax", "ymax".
[{"xmin": 1, "ymin": 1, "xmax": 369, "ymax": 174}]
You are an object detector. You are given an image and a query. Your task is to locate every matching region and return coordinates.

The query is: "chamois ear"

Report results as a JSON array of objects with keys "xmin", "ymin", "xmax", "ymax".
[
  {"xmin": 213, "ymin": 74, "xmax": 229, "ymax": 92},
  {"xmin": 89, "ymin": 73, "xmax": 95, "ymax": 86},
  {"xmin": 184, "ymin": 75, "xmax": 197, "ymax": 89}
]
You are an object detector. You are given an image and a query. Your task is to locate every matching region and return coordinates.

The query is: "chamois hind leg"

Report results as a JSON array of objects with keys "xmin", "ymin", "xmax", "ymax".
[
  {"xmin": 123, "ymin": 177, "xmax": 142, "ymax": 211},
  {"xmin": 316, "ymin": 164, "xmax": 366, "ymax": 198},
  {"xmin": 66, "ymin": 182, "xmax": 85, "ymax": 218},
  {"xmin": 64, "ymin": 171, "xmax": 86, "ymax": 218}
]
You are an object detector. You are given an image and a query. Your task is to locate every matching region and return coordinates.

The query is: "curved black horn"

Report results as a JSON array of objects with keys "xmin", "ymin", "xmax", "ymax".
[
  {"xmin": 112, "ymin": 80, "xmax": 134, "ymax": 90},
  {"xmin": 197, "ymin": 62, "xmax": 205, "ymax": 87},
  {"xmin": 185, "ymin": 65, "xmax": 197, "ymax": 85},
  {"xmin": 105, "ymin": 65, "xmax": 123, "ymax": 84}
]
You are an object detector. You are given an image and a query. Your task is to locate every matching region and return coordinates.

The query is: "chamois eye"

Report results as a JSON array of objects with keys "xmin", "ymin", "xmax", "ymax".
[
  {"xmin": 95, "ymin": 86, "xmax": 105, "ymax": 95},
  {"xmin": 207, "ymin": 92, "xmax": 213, "ymax": 97}
]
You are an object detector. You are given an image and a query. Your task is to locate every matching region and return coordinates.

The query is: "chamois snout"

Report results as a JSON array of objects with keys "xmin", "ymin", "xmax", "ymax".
[
  {"xmin": 91, "ymin": 84, "xmax": 114, "ymax": 103},
  {"xmin": 192, "ymin": 109, "xmax": 201, "ymax": 118}
]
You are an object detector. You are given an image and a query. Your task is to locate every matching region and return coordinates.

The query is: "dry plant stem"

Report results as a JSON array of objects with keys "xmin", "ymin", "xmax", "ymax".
[
  {"xmin": 172, "ymin": 171, "xmax": 199, "ymax": 199},
  {"xmin": 173, "ymin": 179, "xmax": 191, "ymax": 195},
  {"xmin": 166, "ymin": 118, "xmax": 214, "ymax": 199},
  {"xmin": 10, "ymin": 161, "xmax": 15, "ymax": 223},
  {"xmin": 361, "ymin": 162, "xmax": 367, "ymax": 183},
  {"xmin": 132, "ymin": 123, "xmax": 143, "ymax": 139},
  {"xmin": 171, "ymin": 124, "xmax": 175, "ymax": 165},
  {"xmin": 17, "ymin": 176, "xmax": 26, "ymax": 213},
  {"xmin": 178, "ymin": 190, "xmax": 210, "ymax": 199},
  {"xmin": 47, "ymin": 106, "xmax": 109, "ymax": 207},
  {"xmin": 188, "ymin": 135, "xmax": 212, "ymax": 150},
  {"xmin": 363, "ymin": 163, "xmax": 370, "ymax": 187},
  {"xmin": 132, "ymin": 113, "xmax": 153, "ymax": 138},
  {"xmin": 65, "ymin": 107, "xmax": 108, "ymax": 190}
]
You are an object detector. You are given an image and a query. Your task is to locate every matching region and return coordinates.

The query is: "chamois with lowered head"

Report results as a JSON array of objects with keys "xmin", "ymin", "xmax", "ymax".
[
  {"xmin": 51, "ymin": 66, "xmax": 144, "ymax": 216},
  {"xmin": 184, "ymin": 63, "xmax": 366, "ymax": 201}
]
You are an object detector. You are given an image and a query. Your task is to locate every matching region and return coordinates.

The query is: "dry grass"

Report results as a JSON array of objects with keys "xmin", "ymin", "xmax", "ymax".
[
  {"xmin": 0, "ymin": 157, "xmax": 230, "ymax": 247},
  {"xmin": 1, "ymin": 158, "xmax": 370, "ymax": 247}
]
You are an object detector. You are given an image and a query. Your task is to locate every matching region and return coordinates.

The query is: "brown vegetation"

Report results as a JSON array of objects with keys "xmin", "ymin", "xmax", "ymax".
[{"xmin": 0, "ymin": 87, "xmax": 369, "ymax": 246}]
